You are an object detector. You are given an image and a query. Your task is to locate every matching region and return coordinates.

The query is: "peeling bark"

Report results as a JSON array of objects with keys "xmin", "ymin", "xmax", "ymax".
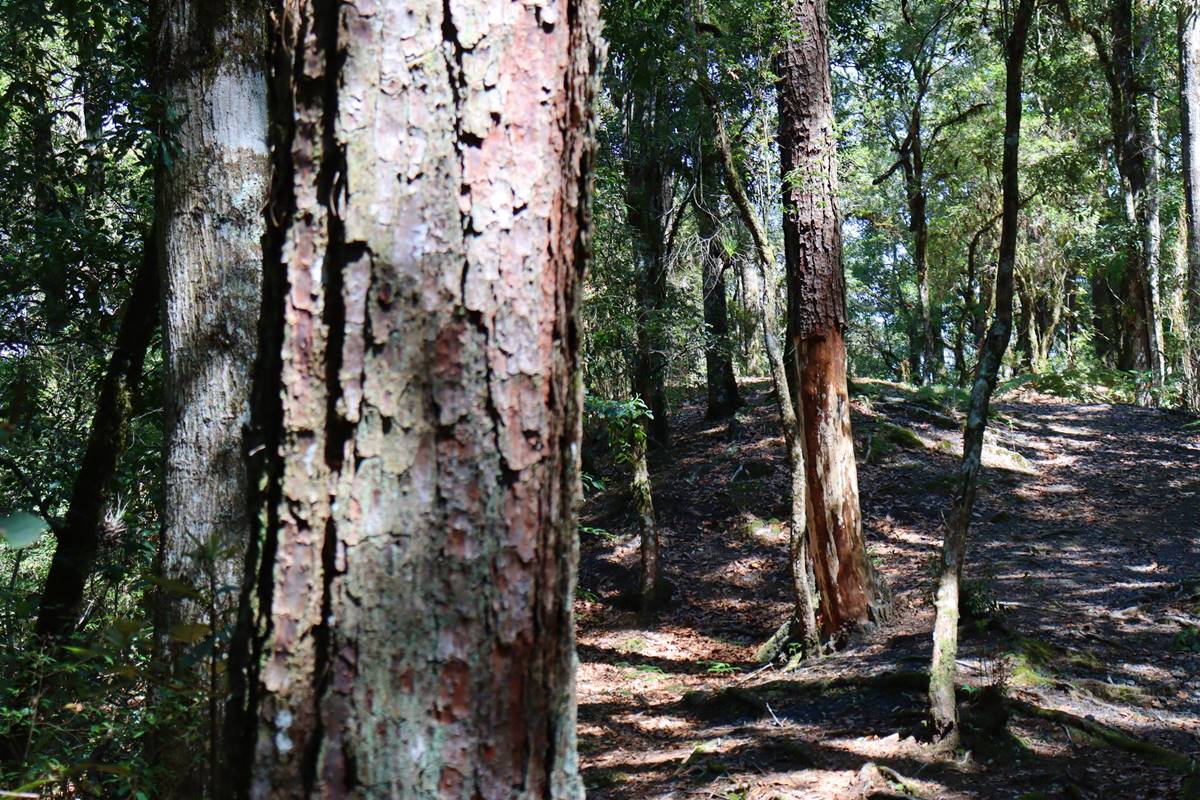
[
  {"xmin": 778, "ymin": 0, "xmax": 890, "ymax": 641},
  {"xmin": 227, "ymin": 1, "xmax": 600, "ymax": 797}
]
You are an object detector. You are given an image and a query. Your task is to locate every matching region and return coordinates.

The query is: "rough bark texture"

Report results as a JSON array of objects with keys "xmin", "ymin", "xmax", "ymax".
[
  {"xmin": 1182, "ymin": 0, "xmax": 1200, "ymax": 411},
  {"xmin": 929, "ymin": 0, "xmax": 1033, "ymax": 742},
  {"xmin": 153, "ymin": 2, "xmax": 269, "ymax": 788},
  {"xmin": 695, "ymin": 179, "xmax": 740, "ymax": 420},
  {"xmin": 35, "ymin": 237, "xmax": 160, "ymax": 638},
  {"xmin": 227, "ymin": 1, "xmax": 600, "ymax": 797},
  {"xmin": 778, "ymin": 0, "xmax": 889, "ymax": 640},
  {"xmin": 702, "ymin": 88, "xmax": 819, "ymax": 654}
]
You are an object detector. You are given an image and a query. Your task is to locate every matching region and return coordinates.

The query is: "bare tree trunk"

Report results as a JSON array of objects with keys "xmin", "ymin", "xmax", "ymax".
[
  {"xmin": 632, "ymin": 434, "xmax": 660, "ymax": 615},
  {"xmin": 626, "ymin": 91, "xmax": 672, "ymax": 448},
  {"xmin": 901, "ymin": 137, "xmax": 941, "ymax": 384},
  {"xmin": 1146, "ymin": 92, "xmax": 1166, "ymax": 389},
  {"xmin": 225, "ymin": 1, "xmax": 600, "ymax": 797},
  {"xmin": 929, "ymin": 0, "xmax": 1034, "ymax": 743},
  {"xmin": 35, "ymin": 237, "xmax": 159, "ymax": 638},
  {"xmin": 701, "ymin": 88, "xmax": 820, "ymax": 656},
  {"xmin": 153, "ymin": 2, "xmax": 269, "ymax": 790},
  {"xmin": 1181, "ymin": 0, "xmax": 1200, "ymax": 410},
  {"xmin": 778, "ymin": 0, "xmax": 890, "ymax": 640},
  {"xmin": 696, "ymin": 176, "xmax": 741, "ymax": 419}
]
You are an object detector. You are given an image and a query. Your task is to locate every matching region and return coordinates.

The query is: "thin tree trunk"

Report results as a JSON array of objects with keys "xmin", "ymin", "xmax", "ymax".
[
  {"xmin": 627, "ymin": 92, "xmax": 672, "ymax": 448},
  {"xmin": 902, "ymin": 141, "xmax": 940, "ymax": 384},
  {"xmin": 632, "ymin": 434, "xmax": 660, "ymax": 615},
  {"xmin": 702, "ymin": 86, "xmax": 819, "ymax": 656},
  {"xmin": 1016, "ymin": 272, "xmax": 1037, "ymax": 372},
  {"xmin": 1181, "ymin": 0, "xmax": 1200, "ymax": 410},
  {"xmin": 778, "ymin": 0, "xmax": 890, "ymax": 640},
  {"xmin": 696, "ymin": 179, "xmax": 741, "ymax": 419},
  {"xmin": 35, "ymin": 236, "xmax": 159, "ymax": 638},
  {"xmin": 225, "ymin": 1, "xmax": 600, "ymax": 796},
  {"xmin": 152, "ymin": 3, "xmax": 269, "ymax": 791},
  {"xmin": 929, "ymin": 0, "xmax": 1034, "ymax": 743},
  {"xmin": 1146, "ymin": 92, "xmax": 1166, "ymax": 389}
]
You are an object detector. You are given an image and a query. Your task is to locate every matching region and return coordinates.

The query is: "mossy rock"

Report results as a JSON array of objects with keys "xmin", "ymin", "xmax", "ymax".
[
  {"xmin": 866, "ymin": 422, "xmax": 927, "ymax": 463},
  {"xmin": 879, "ymin": 422, "xmax": 926, "ymax": 449},
  {"xmin": 1073, "ymin": 678, "xmax": 1156, "ymax": 707},
  {"xmin": 585, "ymin": 769, "xmax": 630, "ymax": 789}
]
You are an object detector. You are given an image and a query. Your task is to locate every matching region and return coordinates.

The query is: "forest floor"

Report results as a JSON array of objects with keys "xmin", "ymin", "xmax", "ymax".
[{"xmin": 576, "ymin": 378, "xmax": 1200, "ymax": 800}]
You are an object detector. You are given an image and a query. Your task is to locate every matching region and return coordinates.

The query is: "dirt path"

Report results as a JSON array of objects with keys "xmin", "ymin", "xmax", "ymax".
[{"xmin": 577, "ymin": 381, "xmax": 1200, "ymax": 799}]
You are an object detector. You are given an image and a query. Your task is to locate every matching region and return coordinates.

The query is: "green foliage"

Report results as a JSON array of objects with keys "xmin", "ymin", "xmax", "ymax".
[
  {"xmin": 585, "ymin": 395, "xmax": 654, "ymax": 465},
  {"xmin": 1173, "ymin": 625, "xmax": 1200, "ymax": 654},
  {"xmin": 997, "ymin": 366, "xmax": 1141, "ymax": 404},
  {"xmin": 702, "ymin": 660, "xmax": 741, "ymax": 675}
]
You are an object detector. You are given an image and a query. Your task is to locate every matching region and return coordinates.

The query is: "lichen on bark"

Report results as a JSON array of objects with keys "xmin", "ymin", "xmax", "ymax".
[{"xmin": 228, "ymin": 1, "xmax": 602, "ymax": 797}]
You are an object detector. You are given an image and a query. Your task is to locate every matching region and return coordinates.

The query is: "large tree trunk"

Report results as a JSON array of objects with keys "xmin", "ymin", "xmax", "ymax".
[
  {"xmin": 225, "ymin": 1, "xmax": 599, "ymax": 797},
  {"xmin": 1181, "ymin": 0, "xmax": 1200, "ymax": 411},
  {"xmin": 696, "ymin": 178, "xmax": 741, "ymax": 420},
  {"xmin": 778, "ymin": 0, "xmax": 889, "ymax": 640},
  {"xmin": 152, "ymin": 2, "xmax": 269, "ymax": 790},
  {"xmin": 929, "ymin": 0, "xmax": 1033, "ymax": 743},
  {"xmin": 35, "ymin": 237, "xmax": 159, "ymax": 638}
]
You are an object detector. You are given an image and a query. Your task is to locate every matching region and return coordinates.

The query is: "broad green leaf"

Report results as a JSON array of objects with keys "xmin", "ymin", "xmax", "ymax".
[
  {"xmin": 0, "ymin": 512, "xmax": 49, "ymax": 549},
  {"xmin": 169, "ymin": 623, "xmax": 212, "ymax": 644}
]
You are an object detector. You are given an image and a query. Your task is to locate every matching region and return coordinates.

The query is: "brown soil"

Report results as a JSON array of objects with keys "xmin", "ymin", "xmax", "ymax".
[{"xmin": 577, "ymin": 379, "xmax": 1200, "ymax": 799}]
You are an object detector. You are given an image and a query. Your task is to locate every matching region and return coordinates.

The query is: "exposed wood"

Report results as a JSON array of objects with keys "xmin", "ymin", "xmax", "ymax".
[{"xmin": 778, "ymin": 0, "xmax": 891, "ymax": 639}]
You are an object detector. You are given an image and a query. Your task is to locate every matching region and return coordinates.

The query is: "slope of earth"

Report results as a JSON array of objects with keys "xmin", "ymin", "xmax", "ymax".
[{"xmin": 576, "ymin": 378, "xmax": 1200, "ymax": 800}]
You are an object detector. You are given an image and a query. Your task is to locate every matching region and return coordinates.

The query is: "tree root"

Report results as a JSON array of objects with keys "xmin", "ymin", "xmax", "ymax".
[
  {"xmin": 1006, "ymin": 697, "xmax": 1194, "ymax": 773},
  {"xmin": 679, "ymin": 669, "xmax": 1199, "ymax": 781}
]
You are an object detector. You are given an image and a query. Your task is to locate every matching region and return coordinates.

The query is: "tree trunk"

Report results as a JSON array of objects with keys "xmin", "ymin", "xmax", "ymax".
[
  {"xmin": 929, "ymin": 0, "xmax": 1033, "ymax": 743},
  {"xmin": 699, "ymin": 83, "xmax": 820, "ymax": 656},
  {"xmin": 778, "ymin": 0, "xmax": 890, "ymax": 640},
  {"xmin": 1110, "ymin": 0, "xmax": 1156, "ymax": 387},
  {"xmin": 626, "ymin": 92, "xmax": 672, "ymax": 448},
  {"xmin": 35, "ymin": 236, "xmax": 160, "ymax": 638},
  {"xmin": 1181, "ymin": 0, "xmax": 1200, "ymax": 411},
  {"xmin": 226, "ymin": 1, "xmax": 599, "ymax": 797},
  {"xmin": 631, "ymin": 433, "xmax": 660, "ymax": 615},
  {"xmin": 153, "ymin": 2, "xmax": 269, "ymax": 790},
  {"xmin": 902, "ymin": 138, "xmax": 940, "ymax": 384},
  {"xmin": 1146, "ymin": 92, "xmax": 1166, "ymax": 389},
  {"xmin": 696, "ymin": 177, "xmax": 740, "ymax": 419},
  {"xmin": 1016, "ymin": 272, "xmax": 1037, "ymax": 372}
]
